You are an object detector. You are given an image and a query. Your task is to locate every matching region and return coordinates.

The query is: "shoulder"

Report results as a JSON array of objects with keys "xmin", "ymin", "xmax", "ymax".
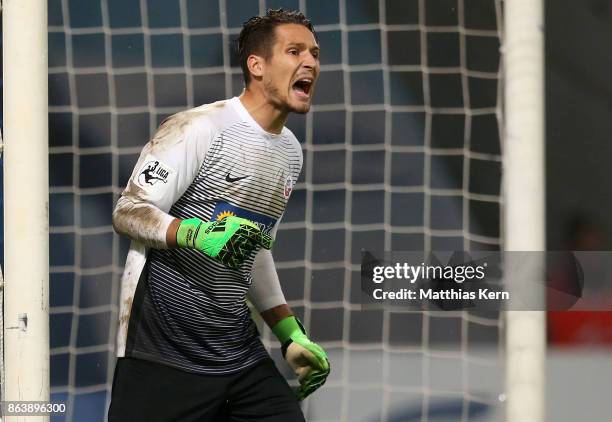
[
  {"xmin": 183, "ymin": 99, "xmax": 240, "ymax": 133},
  {"xmin": 149, "ymin": 100, "xmax": 239, "ymax": 150}
]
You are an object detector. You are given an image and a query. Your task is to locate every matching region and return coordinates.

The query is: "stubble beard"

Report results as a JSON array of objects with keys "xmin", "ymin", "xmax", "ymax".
[
  {"xmin": 264, "ymin": 79, "xmax": 311, "ymax": 114},
  {"xmin": 291, "ymin": 101, "xmax": 311, "ymax": 114}
]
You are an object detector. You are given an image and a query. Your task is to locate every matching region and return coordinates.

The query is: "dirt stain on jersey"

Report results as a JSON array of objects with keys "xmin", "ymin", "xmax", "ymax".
[
  {"xmin": 112, "ymin": 194, "xmax": 169, "ymax": 249},
  {"xmin": 148, "ymin": 100, "xmax": 228, "ymax": 151},
  {"xmin": 120, "ymin": 295, "xmax": 134, "ymax": 327}
]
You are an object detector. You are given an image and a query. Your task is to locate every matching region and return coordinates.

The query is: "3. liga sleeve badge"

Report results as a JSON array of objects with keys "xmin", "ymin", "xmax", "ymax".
[{"xmin": 134, "ymin": 155, "xmax": 176, "ymax": 192}]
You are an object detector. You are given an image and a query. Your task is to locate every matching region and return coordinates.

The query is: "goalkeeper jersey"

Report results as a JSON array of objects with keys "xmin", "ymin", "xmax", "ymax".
[{"xmin": 115, "ymin": 97, "xmax": 302, "ymax": 374}]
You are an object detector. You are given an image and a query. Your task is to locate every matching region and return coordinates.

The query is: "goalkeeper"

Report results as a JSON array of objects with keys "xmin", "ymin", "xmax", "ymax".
[{"xmin": 108, "ymin": 8, "xmax": 328, "ymax": 422}]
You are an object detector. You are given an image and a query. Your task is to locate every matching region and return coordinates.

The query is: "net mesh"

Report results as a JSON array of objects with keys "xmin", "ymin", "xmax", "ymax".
[{"xmin": 46, "ymin": 0, "xmax": 504, "ymax": 420}]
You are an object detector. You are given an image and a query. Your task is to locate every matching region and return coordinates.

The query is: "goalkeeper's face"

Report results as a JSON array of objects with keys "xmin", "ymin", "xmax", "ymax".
[{"xmin": 263, "ymin": 24, "xmax": 320, "ymax": 114}]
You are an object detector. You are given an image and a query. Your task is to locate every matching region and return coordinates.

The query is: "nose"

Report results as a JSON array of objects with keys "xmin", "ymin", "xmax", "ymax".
[{"xmin": 303, "ymin": 51, "xmax": 319, "ymax": 70}]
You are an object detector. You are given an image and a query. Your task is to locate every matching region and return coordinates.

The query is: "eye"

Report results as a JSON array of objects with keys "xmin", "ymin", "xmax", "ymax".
[
  {"xmin": 288, "ymin": 49, "xmax": 299, "ymax": 56},
  {"xmin": 311, "ymin": 50, "xmax": 320, "ymax": 59}
]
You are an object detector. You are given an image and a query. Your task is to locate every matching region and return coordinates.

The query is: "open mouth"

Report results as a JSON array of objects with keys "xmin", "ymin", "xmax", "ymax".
[{"xmin": 292, "ymin": 78, "xmax": 313, "ymax": 99}]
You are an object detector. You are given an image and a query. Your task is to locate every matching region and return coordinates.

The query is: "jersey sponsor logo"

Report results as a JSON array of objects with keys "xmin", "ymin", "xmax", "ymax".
[
  {"xmin": 216, "ymin": 210, "xmax": 236, "ymax": 221},
  {"xmin": 283, "ymin": 174, "xmax": 294, "ymax": 199},
  {"xmin": 134, "ymin": 155, "xmax": 176, "ymax": 197},
  {"xmin": 211, "ymin": 202, "xmax": 277, "ymax": 235},
  {"xmin": 225, "ymin": 172, "xmax": 249, "ymax": 183}
]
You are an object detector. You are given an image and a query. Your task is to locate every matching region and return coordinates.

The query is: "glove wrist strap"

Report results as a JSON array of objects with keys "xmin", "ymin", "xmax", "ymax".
[
  {"xmin": 176, "ymin": 218, "xmax": 204, "ymax": 248},
  {"xmin": 271, "ymin": 315, "xmax": 305, "ymax": 344}
]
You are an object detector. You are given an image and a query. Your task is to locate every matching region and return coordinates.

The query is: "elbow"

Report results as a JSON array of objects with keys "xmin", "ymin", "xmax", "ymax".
[
  {"xmin": 112, "ymin": 197, "xmax": 132, "ymax": 237},
  {"xmin": 112, "ymin": 207, "xmax": 126, "ymax": 236}
]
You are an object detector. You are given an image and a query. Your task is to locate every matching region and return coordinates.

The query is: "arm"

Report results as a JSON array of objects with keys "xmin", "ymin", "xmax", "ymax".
[
  {"xmin": 261, "ymin": 303, "xmax": 293, "ymax": 328},
  {"xmin": 249, "ymin": 241, "xmax": 330, "ymax": 401},
  {"xmin": 112, "ymin": 116, "xmax": 207, "ymax": 248},
  {"xmin": 249, "ymin": 246, "xmax": 287, "ymax": 317},
  {"xmin": 246, "ymin": 135, "xmax": 328, "ymax": 399},
  {"xmin": 112, "ymin": 193, "xmax": 181, "ymax": 250}
]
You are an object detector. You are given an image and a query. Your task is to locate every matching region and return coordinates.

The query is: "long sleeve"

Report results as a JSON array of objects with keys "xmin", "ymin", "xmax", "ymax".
[
  {"xmin": 112, "ymin": 113, "xmax": 215, "ymax": 248},
  {"xmin": 248, "ymin": 214, "xmax": 288, "ymax": 312},
  {"xmin": 249, "ymin": 248, "xmax": 287, "ymax": 312}
]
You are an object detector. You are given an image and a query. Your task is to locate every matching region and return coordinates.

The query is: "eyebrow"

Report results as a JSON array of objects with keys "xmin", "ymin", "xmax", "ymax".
[{"xmin": 287, "ymin": 42, "xmax": 320, "ymax": 52}]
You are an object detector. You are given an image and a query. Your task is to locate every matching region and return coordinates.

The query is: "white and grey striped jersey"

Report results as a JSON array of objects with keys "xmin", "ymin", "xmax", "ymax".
[{"xmin": 114, "ymin": 97, "xmax": 303, "ymax": 374}]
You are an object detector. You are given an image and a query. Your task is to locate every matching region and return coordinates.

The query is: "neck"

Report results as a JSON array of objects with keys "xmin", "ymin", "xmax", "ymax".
[{"xmin": 239, "ymin": 86, "xmax": 289, "ymax": 135}]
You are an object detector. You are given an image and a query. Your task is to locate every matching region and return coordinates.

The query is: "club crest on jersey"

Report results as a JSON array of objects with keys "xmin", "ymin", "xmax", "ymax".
[{"xmin": 284, "ymin": 175, "xmax": 294, "ymax": 199}]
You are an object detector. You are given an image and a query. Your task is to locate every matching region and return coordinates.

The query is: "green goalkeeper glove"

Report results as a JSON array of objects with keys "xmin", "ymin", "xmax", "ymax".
[
  {"xmin": 176, "ymin": 216, "xmax": 273, "ymax": 269},
  {"xmin": 272, "ymin": 315, "xmax": 330, "ymax": 401}
]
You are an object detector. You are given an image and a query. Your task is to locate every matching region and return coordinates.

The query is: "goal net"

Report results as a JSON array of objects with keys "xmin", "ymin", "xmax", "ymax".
[{"xmin": 45, "ymin": 0, "xmax": 504, "ymax": 420}]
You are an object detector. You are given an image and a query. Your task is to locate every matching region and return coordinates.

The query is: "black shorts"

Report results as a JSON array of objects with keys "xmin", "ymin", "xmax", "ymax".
[{"xmin": 108, "ymin": 357, "xmax": 305, "ymax": 422}]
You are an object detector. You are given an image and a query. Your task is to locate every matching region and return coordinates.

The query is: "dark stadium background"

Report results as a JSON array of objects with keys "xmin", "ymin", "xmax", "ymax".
[{"xmin": 0, "ymin": 0, "xmax": 611, "ymax": 420}]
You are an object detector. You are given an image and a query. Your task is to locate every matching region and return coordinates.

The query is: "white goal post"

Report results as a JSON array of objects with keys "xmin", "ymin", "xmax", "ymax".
[
  {"xmin": 503, "ymin": 0, "xmax": 546, "ymax": 421},
  {"xmin": 2, "ymin": 1, "xmax": 50, "ymax": 421}
]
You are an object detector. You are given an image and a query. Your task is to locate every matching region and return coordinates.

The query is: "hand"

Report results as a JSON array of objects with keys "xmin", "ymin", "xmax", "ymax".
[
  {"xmin": 176, "ymin": 216, "xmax": 273, "ymax": 269},
  {"xmin": 272, "ymin": 316, "xmax": 330, "ymax": 401},
  {"xmin": 285, "ymin": 337, "xmax": 330, "ymax": 401}
]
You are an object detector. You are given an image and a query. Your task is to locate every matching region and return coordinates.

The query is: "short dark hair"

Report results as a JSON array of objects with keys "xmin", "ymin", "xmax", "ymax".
[{"xmin": 237, "ymin": 9, "xmax": 316, "ymax": 85}]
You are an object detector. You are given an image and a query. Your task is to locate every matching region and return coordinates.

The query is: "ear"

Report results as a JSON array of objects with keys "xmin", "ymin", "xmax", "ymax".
[{"xmin": 247, "ymin": 54, "xmax": 265, "ymax": 79}]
